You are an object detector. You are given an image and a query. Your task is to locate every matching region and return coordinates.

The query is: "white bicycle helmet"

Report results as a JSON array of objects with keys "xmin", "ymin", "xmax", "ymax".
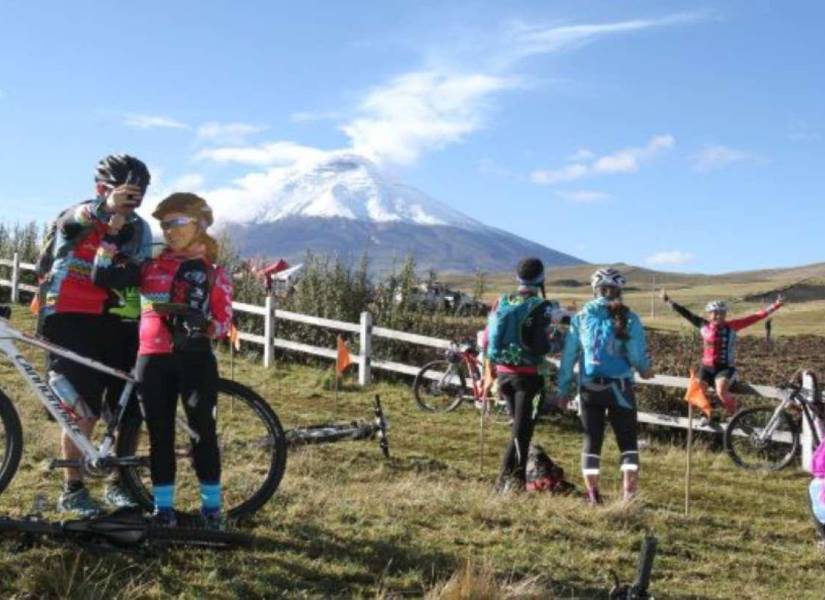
[
  {"xmin": 590, "ymin": 268, "xmax": 626, "ymax": 291},
  {"xmin": 705, "ymin": 300, "xmax": 728, "ymax": 313}
]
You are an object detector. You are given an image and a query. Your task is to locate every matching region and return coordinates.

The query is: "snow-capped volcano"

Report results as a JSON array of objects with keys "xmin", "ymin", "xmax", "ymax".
[
  {"xmin": 243, "ymin": 153, "xmax": 484, "ymax": 230},
  {"xmin": 219, "ymin": 153, "xmax": 584, "ymax": 272}
]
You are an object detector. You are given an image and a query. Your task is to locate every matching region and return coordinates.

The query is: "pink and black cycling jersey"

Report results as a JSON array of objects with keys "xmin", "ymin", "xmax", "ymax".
[
  {"xmin": 669, "ymin": 301, "xmax": 773, "ymax": 368},
  {"xmin": 92, "ymin": 244, "xmax": 232, "ymax": 356}
]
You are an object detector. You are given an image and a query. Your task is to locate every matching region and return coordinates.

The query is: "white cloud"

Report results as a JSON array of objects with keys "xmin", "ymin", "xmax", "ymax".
[
  {"xmin": 645, "ymin": 250, "xmax": 694, "ymax": 266},
  {"xmin": 290, "ymin": 110, "xmax": 341, "ymax": 123},
  {"xmin": 501, "ymin": 12, "xmax": 707, "ymax": 65},
  {"xmin": 123, "ymin": 113, "xmax": 189, "ymax": 130},
  {"xmin": 555, "ymin": 190, "xmax": 611, "ymax": 203},
  {"xmin": 195, "ymin": 141, "xmax": 329, "ymax": 167},
  {"xmin": 568, "ymin": 148, "xmax": 595, "ymax": 162},
  {"xmin": 196, "ymin": 122, "xmax": 266, "ymax": 144},
  {"xmin": 341, "ymin": 71, "xmax": 517, "ymax": 165},
  {"xmin": 532, "ymin": 134, "xmax": 674, "ymax": 184},
  {"xmin": 691, "ymin": 144, "xmax": 755, "ymax": 172}
]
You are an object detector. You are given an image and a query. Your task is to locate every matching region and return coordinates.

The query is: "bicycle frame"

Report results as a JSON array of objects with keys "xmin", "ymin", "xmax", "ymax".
[
  {"xmin": 758, "ymin": 387, "xmax": 822, "ymax": 447},
  {"xmin": 0, "ymin": 315, "xmax": 198, "ymax": 473}
]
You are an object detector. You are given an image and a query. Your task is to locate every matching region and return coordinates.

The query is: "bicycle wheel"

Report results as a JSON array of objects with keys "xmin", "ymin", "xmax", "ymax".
[
  {"xmin": 0, "ymin": 389, "xmax": 23, "ymax": 496},
  {"xmin": 724, "ymin": 406, "xmax": 799, "ymax": 470},
  {"xmin": 412, "ymin": 360, "xmax": 467, "ymax": 412},
  {"xmin": 117, "ymin": 379, "xmax": 287, "ymax": 520},
  {"xmin": 286, "ymin": 422, "xmax": 375, "ymax": 445}
]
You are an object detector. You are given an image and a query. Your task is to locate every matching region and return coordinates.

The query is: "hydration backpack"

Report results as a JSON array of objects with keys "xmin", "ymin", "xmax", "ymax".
[
  {"xmin": 487, "ymin": 294, "xmax": 559, "ymax": 366},
  {"xmin": 525, "ymin": 444, "xmax": 576, "ymax": 494},
  {"xmin": 34, "ymin": 202, "xmax": 94, "ymax": 280}
]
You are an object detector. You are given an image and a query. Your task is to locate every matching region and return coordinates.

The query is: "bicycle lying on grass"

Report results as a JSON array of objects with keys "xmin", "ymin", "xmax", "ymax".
[
  {"xmin": 724, "ymin": 373, "xmax": 823, "ymax": 471},
  {"xmin": 412, "ymin": 340, "xmax": 508, "ymax": 419},
  {"xmin": 286, "ymin": 395, "xmax": 390, "ymax": 458},
  {"xmin": 0, "ymin": 305, "xmax": 287, "ymax": 520},
  {"xmin": 0, "ymin": 507, "xmax": 253, "ymax": 550}
]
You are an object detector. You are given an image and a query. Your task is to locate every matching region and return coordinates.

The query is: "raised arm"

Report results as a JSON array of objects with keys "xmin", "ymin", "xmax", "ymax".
[
  {"xmin": 661, "ymin": 290, "xmax": 707, "ymax": 328},
  {"xmin": 729, "ymin": 297, "xmax": 784, "ymax": 332}
]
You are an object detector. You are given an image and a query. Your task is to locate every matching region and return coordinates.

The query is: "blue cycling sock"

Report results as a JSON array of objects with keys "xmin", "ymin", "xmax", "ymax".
[
  {"xmin": 153, "ymin": 484, "xmax": 175, "ymax": 511},
  {"xmin": 200, "ymin": 481, "xmax": 221, "ymax": 514}
]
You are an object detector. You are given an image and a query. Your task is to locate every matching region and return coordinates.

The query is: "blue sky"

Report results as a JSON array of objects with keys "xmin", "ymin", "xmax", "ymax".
[{"xmin": 1, "ymin": 0, "xmax": 823, "ymax": 273}]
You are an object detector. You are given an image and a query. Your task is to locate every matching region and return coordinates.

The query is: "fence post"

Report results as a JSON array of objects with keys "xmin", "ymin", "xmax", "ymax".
[
  {"xmin": 10, "ymin": 252, "xmax": 20, "ymax": 304},
  {"xmin": 358, "ymin": 311, "xmax": 372, "ymax": 386},
  {"xmin": 264, "ymin": 294, "xmax": 275, "ymax": 368},
  {"xmin": 801, "ymin": 370, "xmax": 821, "ymax": 473}
]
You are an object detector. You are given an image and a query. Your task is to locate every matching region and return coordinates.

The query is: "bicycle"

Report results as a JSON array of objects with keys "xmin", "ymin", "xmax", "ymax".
[
  {"xmin": 608, "ymin": 535, "xmax": 658, "ymax": 599},
  {"xmin": 286, "ymin": 395, "xmax": 390, "ymax": 458},
  {"xmin": 412, "ymin": 340, "xmax": 508, "ymax": 418},
  {"xmin": 724, "ymin": 373, "xmax": 823, "ymax": 470},
  {"xmin": 0, "ymin": 507, "xmax": 253, "ymax": 550},
  {"xmin": 0, "ymin": 305, "xmax": 287, "ymax": 520}
]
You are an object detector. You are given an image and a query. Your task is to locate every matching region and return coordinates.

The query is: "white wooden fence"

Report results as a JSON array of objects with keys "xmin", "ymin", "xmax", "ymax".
[{"xmin": 1, "ymin": 251, "xmax": 820, "ymax": 469}]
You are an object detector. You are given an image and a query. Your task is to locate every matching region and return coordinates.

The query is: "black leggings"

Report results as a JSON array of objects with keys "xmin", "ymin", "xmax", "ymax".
[
  {"xmin": 136, "ymin": 352, "xmax": 221, "ymax": 487},
  {"xmin": 497, "ymin": 373, "xmax": 543, "ymax": 483},
  {"xmin": 579, "ymin": 382, "xmax": 639, "ymax": 475}
]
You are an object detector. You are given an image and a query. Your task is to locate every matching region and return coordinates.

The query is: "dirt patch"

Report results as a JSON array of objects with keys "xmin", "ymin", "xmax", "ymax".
[{"xmin": 743, "ymin": 279, "xmax": 825, "ymax": 303}]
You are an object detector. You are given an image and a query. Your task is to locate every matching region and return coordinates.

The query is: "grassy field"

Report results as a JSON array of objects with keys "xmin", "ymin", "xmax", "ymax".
[{"xmin": 1, "ymin": 309, "xmax": 824, "ymax": 598}]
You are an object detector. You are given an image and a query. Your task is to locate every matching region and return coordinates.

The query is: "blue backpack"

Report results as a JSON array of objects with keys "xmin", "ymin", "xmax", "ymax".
[{"xmin": 487, "ymin": 294, "xmax": 557, "ymax": 366}]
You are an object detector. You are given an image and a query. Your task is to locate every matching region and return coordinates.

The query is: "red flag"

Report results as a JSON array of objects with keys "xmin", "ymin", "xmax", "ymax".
[
  {"xmin": 684, "ymin": 370, "xmax": 712, "ymax": 417},
  {"xmin": 29, "ymin": 293, "xmax": 41, "ymax": 316},
  {"xmin": 336, "ymin": 336, "xmax": 352, "ymax": 375}
]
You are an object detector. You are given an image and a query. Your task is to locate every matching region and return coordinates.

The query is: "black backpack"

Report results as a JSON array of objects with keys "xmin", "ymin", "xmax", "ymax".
[{"xmin": 520, "ymin": 300, "xmax": 565, "ymax": 357}]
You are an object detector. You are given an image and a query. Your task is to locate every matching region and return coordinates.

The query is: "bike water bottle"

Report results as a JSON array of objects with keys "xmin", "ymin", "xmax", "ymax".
[{"xmin": 48, "ymin": 372, "xmax": 92, "ymax": 419}]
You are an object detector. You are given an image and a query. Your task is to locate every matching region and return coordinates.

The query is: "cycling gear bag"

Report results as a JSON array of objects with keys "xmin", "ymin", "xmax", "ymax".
[{"xmin": 525, "ymin": 444, "xmax": 576, "ymax": 494}]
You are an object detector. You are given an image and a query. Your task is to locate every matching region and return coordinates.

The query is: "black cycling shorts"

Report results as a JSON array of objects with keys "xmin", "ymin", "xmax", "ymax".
[
  {"xmin": 42, "ymin": 313, "xmax": 138, "ymax": 418},
  {"xmin": 698, "ymin": 366, "xmax": 737, "ymax": 387}
]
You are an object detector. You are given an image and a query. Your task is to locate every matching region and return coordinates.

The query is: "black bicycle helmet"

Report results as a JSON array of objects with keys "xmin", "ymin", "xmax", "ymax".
[{"xmin": 94, "ymin": 154, "xmax": 151, "ymax": 195}]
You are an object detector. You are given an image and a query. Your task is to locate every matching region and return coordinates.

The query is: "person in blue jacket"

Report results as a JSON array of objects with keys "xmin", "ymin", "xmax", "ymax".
[{"xmin": 556, "ymin": 268, "xmax": 654, "ymax": 503}]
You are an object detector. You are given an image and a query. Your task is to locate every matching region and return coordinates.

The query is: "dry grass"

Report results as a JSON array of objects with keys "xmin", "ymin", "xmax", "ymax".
[{"xmin": 0, "ymin": 309, "xmax": 824, "ymax": 598}]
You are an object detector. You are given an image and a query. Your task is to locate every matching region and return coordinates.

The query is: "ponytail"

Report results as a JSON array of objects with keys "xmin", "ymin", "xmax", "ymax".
[{"xmin": 608, "ymin": 300, "xmax": 630, "ymax": 340}]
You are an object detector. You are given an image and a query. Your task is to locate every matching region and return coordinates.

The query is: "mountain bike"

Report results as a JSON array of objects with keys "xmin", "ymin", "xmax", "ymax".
[
  {"xmin": 608, "ymin": 535, "xmax": 657, "ymax": 599},
  {"xmin": 0, "ymin": 507, "xmax": 253, "ymax": 550},
  {"xmin": 724, "ymin": 374, "xmax": 823, "ymax": 470},
  {"xmin": 0, "ymin": 305, "xmax": 287, "ymax": 519},
  {"xmin": 412, "ymin": 340, "xmax": 508, "ymax": 418},
  {"xmin": 286, "ymin": 395, "xmax": 390, "ymax": 457}
]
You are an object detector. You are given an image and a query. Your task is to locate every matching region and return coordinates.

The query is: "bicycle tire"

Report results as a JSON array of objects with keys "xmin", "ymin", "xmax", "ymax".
[
  {"xmin": 117, "ymin": 378, "xmax": 287, "ymax": 520},
  {"xmin": 724, "ymin": 406, "xmax": 799, "ymax": 470},
  {"xmin": 412, "ymin": 360, "xmax": 467, "ymax": 412},
  {"xmin": 286, "ymin": 423, "xmax": 375, "ymax": 445},
  {"xmin": 0, "ymin": 389, "xmax": 23, "ymax": 496},
  {"xmin": 146, "ymin": 524, "xmax": 253, "ymax": 549}
]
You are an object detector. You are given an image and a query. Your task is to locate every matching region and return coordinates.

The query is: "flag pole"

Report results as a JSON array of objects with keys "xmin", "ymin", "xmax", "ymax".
[
  {"xmin": 479, "ymin": 395, "xmax": 486, "ymax": 475},
  {"xmin": 230, "ymin": 339, "xmax": 235, "ymax": 381},
  {"xmin": 685, "ymin": 402, "xmax": 693, "ymax": 516}
]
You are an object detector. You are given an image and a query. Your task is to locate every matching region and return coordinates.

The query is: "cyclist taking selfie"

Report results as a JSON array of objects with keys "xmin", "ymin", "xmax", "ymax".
[{"xmin": 37, "ymin": 154, "xmax": 152, "ymax": 516}]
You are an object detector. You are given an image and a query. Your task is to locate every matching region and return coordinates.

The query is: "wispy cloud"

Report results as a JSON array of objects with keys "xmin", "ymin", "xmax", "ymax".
[
  {"xmin": 290, "ymin": 110, "xmax": 341, "ymax": 123},
  {"xmin": 196, "ymin": 141, "xmax": 329, "ymax": 166},
  {"xmin": 341, "ymin": 71, "xmax": 516, "ymax": 165},
  {"xmin": 555, "ymin": 190, "xmax": 611, "ymax": 203},
  {"xmin": 691, "ymin": 144, "xmax": 755, "ymax": 172},
  {"xmin": 123, "ymin": 113, "xmax": 189, "ymax": 130},
  {"xmin": 197, "ymin": 122, "xmax": 266, "ymax": 144},
  {"xmin": 532, "ymin": 134, "xmax": 674, "ymax": 184},
  {"xmin": 645, "ymin": 250, "xmax": 694, "ymax": 266},
  {"xmin": 500, "ymin": 12, "xmax": 708, "ymax": 66}
]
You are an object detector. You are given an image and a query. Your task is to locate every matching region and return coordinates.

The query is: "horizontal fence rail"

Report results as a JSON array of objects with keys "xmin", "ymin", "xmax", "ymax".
[{"xmin": 1, "ymin": 252, "xmax": 818, "ymax": 468}]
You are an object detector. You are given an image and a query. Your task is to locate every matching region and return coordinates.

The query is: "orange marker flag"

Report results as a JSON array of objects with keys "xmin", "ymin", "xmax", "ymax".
[
  {"xmin": 336, "ymin": 335, "xmax": 352, "ymax": 375},
  {"xmin": 228, "ymin": 323, "xmax": 241, "ymax": 352},
  {"xmin": 29, "ymin": 293, "xmax": 41, "ymax": 316},
  {"xmin": 684, "ymin": 370, "xmax": 712, "ymax": 417}
]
